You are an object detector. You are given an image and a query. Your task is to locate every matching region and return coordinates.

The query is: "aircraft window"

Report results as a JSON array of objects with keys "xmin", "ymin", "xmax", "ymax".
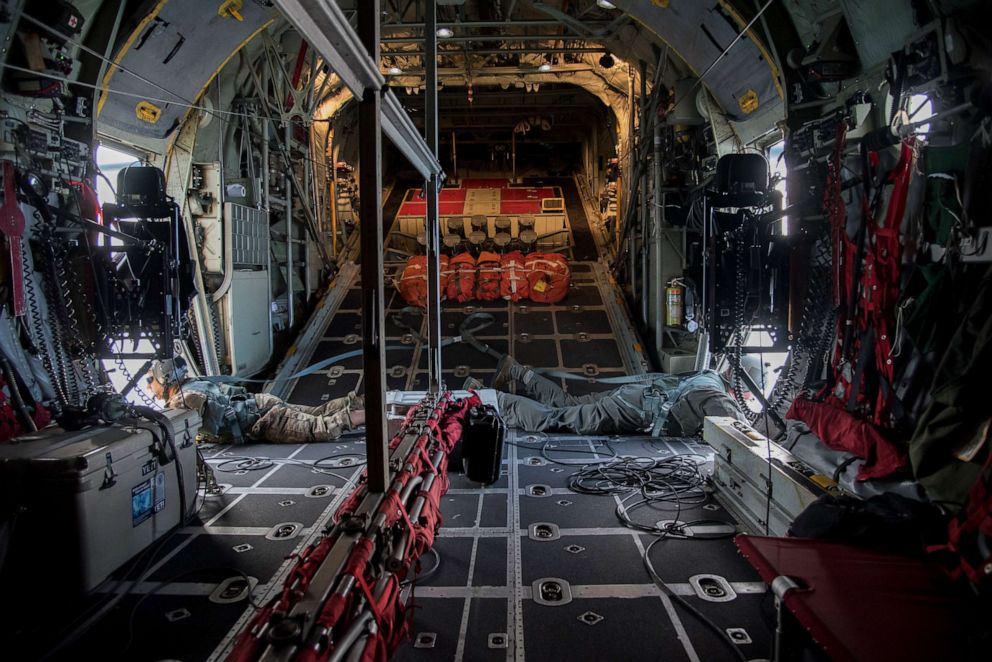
[
  {"xmin": 767, "ymin": 139, "xmax": 788, "ymax": 234},
  {"xmin": 741, "ymin": 330, "xmax": 788, "ymax": 407},
  {"xmin": 95, "ymin": 143, "xmax": 163, "ymax": 405},
  {"xmin": 95, "ymin": 143, "xmax": 142, "ymax": 207},
  {"xmin": 906, "ymin": 93, "xmax": 934, "ymax": 135}
]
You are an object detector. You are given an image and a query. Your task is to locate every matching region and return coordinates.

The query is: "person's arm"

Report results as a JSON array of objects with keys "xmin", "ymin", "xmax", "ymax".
[{"xmin": 166, "ymin": 389, "xmax": 209, "ymax": 415}]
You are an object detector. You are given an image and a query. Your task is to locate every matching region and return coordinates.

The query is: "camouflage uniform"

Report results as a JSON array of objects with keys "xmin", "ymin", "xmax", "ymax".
[
  {"xmin": 166, "ymin": 381, "xmax": 362, "ymax": 443},
  {"xmin": 494, "ymin": 360, "xmax": 744, "ymax": 436}
]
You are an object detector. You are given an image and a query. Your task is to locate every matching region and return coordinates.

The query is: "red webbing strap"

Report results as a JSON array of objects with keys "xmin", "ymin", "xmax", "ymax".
[
  {"xmin": 225, "ymin": 534, "xmax": 339, "ymax": 662},
  {"xmin": 867, "ymin": 140, "xmax": 914, "ymax": 423},
  {"xmin": 339, "ymin": 538, "xmax": 379, "ymax": 622}
]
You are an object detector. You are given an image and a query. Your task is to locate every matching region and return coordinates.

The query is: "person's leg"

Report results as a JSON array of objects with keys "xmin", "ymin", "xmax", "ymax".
[
  {"xmin": 497, "ymin": 388, "xmax": 648, "ymax": 435},
  {"xmin": 250, "ymin": 405, "xmax": 359, "ymax": 442},
  {"xmin": 501, "ymin": 357, "xmax": 610, "ymax": 407},
  {"xmin": 306, "ymin": 392, "xmax": 365, "ymax": 417}
]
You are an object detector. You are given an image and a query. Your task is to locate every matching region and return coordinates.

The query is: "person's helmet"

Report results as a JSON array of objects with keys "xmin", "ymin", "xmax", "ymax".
[{"xmin": 148, "ymin": 356, "xmax": 189, "ymax": 387}]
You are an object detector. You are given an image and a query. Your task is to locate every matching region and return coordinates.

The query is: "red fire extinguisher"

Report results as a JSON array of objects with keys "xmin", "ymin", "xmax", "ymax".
[{"xmin": 665, "ymin": 278, "xmax": 684, "ymax": 327}]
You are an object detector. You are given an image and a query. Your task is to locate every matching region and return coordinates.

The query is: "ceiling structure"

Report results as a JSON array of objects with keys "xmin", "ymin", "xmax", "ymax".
[{"xmin": 93, "ymin": 0, "xmax": 793, "ymax": 155}]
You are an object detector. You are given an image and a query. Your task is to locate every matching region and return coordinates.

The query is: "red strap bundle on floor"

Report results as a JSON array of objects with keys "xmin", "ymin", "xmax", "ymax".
[
  {"xmin": 227, "ymin": 393, "xmax": 479, "ymax": 662},
  {"xmin": 445, "ymin": 253, "xmax": 477, "ymax": 304},
  {"xmin": 396, "ymin": 255, "xmax": 450, "ymax": 308},
  {"xmin": 475, "ymin": 251, "xmax": 501, "ymax": 301},
  {"xmin": 525, "ymin": 253, "xmax": 570, "ymax": 303},
  {"xmin": 499, "ymin": 251, "xmax": 529, "ymax": 301}
]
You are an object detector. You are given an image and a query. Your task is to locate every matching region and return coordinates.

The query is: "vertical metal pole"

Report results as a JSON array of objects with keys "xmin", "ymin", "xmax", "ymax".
[
  {"xmin": 425, "ymin": 0, "xmax": 443, "ymax": 393},
  {"xmin": 452, "ymin": 130, "xmax": 457, "ymax": 179},
  {"xmin": 627, "ymin": 65, "xmax": 636, "ymax": 296},
  {"xmin": 262, "ymin": 119, "xmax": 270, "ymax": 210},
  {"xmin": 359, "ymin": 0, "xmax": 388, "ymax": 493},
  {"xmin": 653, "ymin": 121, "xmax": 664, "ymax": 356},
  {"xmin": 330, "ymin": 161, "xmax": 338, "ymax": 257},
  {"xmin": 591, "ymin": 126, "xmax": 599, "ymax": 196},
  {"xmin": 285, "ymin": 121, "xmax": 295, "ymax": 328},
  {"xmin": 511, "ymin": 130, "xmax": 516, "ymax": 183},
  {"xmin": 639, "ymin": 60, "xmax": 649, "ymax": 324},
  {"xmin": 303, "ymin": 136, "xmax": 312, "ymax": 299}
]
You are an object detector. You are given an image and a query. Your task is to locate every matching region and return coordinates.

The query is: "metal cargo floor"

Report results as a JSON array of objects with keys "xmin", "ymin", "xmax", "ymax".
[
  {"xmin": 55, "ymin": 431, "xmax": 772, "ymax": 662},
  {"xmin": 283, "ymin": 260, "xmax": 649, "ymax": 406}
]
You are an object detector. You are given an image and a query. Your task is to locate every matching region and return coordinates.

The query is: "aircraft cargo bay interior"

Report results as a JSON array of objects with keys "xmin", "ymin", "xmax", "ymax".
[{"xmin": 0, "ymin": 1, "xmax": 990, "ymax": 660}]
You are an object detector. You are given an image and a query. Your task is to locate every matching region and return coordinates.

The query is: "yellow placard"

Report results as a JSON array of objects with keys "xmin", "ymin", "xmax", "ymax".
[
  {"xmin": 738, "ymin": 89, "xmax": 760, "ymax": 114},
  {"xmin": 532, "ymin": 279, "xmax": 547, "ymax": 293},
  {"xmin": 135, "ymin": 100, "xmax": 162, "ymax": 124}
]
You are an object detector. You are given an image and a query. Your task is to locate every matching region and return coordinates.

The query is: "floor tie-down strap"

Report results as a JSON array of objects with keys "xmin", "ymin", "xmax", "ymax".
[{"xmin": 225, "ymin": 392, "xmax": 480, "ymax": 662}]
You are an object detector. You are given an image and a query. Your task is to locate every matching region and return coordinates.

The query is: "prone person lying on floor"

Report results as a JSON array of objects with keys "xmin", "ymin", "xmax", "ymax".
[
  {"xmin": 146, "ymin": 357, "xmax": 366, "ymax": 444},
  {"xmin": 464, "ymin": 355, "xmax": 754, "ymax": 437}
]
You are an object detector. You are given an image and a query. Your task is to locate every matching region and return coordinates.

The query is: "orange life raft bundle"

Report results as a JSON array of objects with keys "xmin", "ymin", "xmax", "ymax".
[
  {"xmin": 446, "ymin": 252, "xmax": 477, "ymax": 304},
  {"xmin": 475, "ymin": 251, "xmax": 502, "ymax": 301},
  {"xmin": 396, "ymin": 255, "xmax": 449, "ymax": 308},
  {"xmin": 499, "ymin": 251, "xmax": 530, "ymax": 301},
  {"xmin": 525, "ymin": 252, "xmax": 570, "ymax": 303}
]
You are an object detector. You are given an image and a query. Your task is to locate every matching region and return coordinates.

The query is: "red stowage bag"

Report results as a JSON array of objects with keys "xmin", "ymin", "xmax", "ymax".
[
  {"xmin": 475, "ymin": 251, "xmax": 501, "ymax": 301},
  {"xmin": 446, "ymin": 252, "xmax": 477, "ymax": 303},
  {"xmin": 499, "ymin": 251, "xmax": 530, "ymax": 301},
  {"xmin": 397, "ymin": 255, "xmax": 449, "ymax": 308},
  {"xmin": 525, "ymin": 253, "xmax": 570, "ymax": 303}
]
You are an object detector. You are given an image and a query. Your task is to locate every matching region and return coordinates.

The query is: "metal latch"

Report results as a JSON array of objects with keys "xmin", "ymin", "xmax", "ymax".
[{"xmin": 101, "ymin": 452, "xmax": 117, "ymax": 489}]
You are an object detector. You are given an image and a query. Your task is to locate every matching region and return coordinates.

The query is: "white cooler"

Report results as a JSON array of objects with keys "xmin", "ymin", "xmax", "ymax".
[{"xmin": 0, "ymin": 409, "xmax": 200, "ymax": 595}]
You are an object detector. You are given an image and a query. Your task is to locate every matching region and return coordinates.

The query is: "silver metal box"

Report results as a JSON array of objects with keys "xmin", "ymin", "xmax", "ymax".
[{"xmin": 703, "ymin": 416, "xmax": 842, "ymax": 536}]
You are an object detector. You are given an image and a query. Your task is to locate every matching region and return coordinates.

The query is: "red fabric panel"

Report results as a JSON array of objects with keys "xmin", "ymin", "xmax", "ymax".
[
  {"xmin": 459, "ymin": 178, "xmax": 508, "ymax": 188},
  {"xmin": 499, "ymin": 200, "xmax": 544, "ymax": 215},
  {"xmin": 500, "ymin": 187, "xmax": 556, "ymax": 201},
  {"xmin": 786, "ymin": 397, "xmax": 906, "ymax": 480},
  {"xmin": 440, "ymin": 189, "xmax": 469, "ymax": 202},
  {"xmin": 735, "ymin": 534, "xmax": 970, "ymax": 662},
  {"xmin": 396, "ymin": 201, "xmax": 468, "ymax": 216}
]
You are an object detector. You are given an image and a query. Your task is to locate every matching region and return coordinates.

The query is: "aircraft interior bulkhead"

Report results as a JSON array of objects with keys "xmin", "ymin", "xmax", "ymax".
[{"xmin": 1, "ymin": 0, "xmax": 992, "ymax": 660}]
